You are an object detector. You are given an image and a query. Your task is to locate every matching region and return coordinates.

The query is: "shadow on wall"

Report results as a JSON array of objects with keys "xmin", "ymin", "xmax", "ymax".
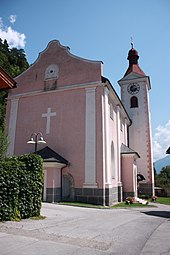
[{"xmin": 141, "ymin": 211, "xmax": 170, "ymax": 219}]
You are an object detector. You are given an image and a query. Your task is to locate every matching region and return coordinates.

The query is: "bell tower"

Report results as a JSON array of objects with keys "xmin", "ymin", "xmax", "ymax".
[{"xmin": 118, "ymin": 45, "xmax": 154, "ymax": 196}]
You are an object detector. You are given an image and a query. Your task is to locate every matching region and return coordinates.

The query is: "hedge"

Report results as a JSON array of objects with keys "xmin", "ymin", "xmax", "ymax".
[
  {"xmin": 0, "ymin": 160, "xmax": 23, "ymax": 221},
  {"xmin": 0, "ymin": 154, "xmax": 43, "ymax": 221}
]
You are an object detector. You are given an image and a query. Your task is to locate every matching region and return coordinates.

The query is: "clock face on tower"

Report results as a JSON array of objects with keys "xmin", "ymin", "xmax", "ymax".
[{"xmin": 127, "ymin": 83, "xmax": 140, "ymax": 94}]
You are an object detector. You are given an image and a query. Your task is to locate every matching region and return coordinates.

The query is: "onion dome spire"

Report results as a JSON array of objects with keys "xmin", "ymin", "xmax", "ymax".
[
  {"xmin": 127, "ymin": 47, "xmax": 139, "ymax": 65},
  {"xmin": 124, "ymin": 42, "xmax": 146, "ymax": 77}
]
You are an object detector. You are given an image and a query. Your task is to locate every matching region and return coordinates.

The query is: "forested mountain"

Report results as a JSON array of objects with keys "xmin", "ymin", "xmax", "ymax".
[
  {"xmin": 154, "ymin": 155, "xmax": 170, "ymax": 173},
  {"xmin": 0, "ymin": 38, "xmax": 29, "ymax": 159}
]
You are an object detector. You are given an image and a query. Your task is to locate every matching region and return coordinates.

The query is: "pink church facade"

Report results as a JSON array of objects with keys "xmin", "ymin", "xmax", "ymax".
[{"xmin": 6, "ymin": 40, "xmax": 152, "ymax": 205}]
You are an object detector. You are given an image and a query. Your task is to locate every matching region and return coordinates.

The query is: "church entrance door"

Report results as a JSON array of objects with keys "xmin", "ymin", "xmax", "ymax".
[{"xmin": 62, "ymin": 174, "xmax": 75, "ymax": 201}]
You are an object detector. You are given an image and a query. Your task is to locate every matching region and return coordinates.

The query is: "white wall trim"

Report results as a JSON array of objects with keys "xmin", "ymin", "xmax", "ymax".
[
  {"xmin": 43, "ymin": 169, "xmax": 47, "ymax": 201},
  {"xmin": 116, "ymin": 105, "xmax": 121, "ymax": 183},
  {"xmin": 104, "ymin": 87, "xmax": 111, "ymax": 184},
  {"xmin": 44, "ymin": 162, "xmax": 66, "ymax": 168},
  {"xmin": 84, "ymin": 87, "xmax": 97, "ymax": 187},
  {"xmin": 8, "ymin": 81, "xmax": 102, "ymax": 100},
  {"xmin": 7, "ymin": 98, "xmax": 19, "ymax": 156}
]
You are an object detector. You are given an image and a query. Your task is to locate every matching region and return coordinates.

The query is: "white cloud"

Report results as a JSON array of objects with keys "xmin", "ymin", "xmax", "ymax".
[
  {"xmin": 153, "ymin": 120, "xmax": 170, "ymax": 161},
  {"xmin": 0, "ymin": 17, "xmax": 3, "ymax": 28},
  {"xmin": 9, "ymin": 15, "xmax": 17, "ymax": 24},
  {"xmin": 0, "ymin": 16, "xmax": 26, "ymax": 49}
]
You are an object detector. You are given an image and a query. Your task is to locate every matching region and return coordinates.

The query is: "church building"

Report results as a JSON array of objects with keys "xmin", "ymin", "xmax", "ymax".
[{"xmin": 6, "ymin": 40, "xmax": 154, "ymax": 205}]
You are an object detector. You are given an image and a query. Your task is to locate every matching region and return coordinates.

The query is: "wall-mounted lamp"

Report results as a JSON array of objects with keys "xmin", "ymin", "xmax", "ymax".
[{"xmin": 27, "ymin": 132, "xmax": 46, "ymax": 153}]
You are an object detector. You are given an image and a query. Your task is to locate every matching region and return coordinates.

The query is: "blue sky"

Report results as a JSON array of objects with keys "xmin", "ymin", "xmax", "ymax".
[{"xmin": 1, "ymin": 0, "xmax": 170, "ymax": 161}]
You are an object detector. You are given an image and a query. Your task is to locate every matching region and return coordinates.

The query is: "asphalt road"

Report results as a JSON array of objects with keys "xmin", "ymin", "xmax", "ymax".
[{"xmin": 0, "ymin": 202, "xmax": 170, "ymax": 255}]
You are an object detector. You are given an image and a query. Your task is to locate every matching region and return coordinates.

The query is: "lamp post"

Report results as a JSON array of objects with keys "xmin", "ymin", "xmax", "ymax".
[{"xmin": 27, "ymin": 132, "xmax": 46, "ymax": 153}]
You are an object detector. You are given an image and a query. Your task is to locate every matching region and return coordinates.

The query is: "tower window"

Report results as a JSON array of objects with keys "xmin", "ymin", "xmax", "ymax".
[{"xmin": 130, "ymin": 96, "xmax": 138, "ymax": 108}]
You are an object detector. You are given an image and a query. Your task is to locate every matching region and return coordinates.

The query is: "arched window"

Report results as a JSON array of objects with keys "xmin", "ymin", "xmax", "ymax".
[
  {"xmin": 110, "ymin": 104, "xmax": 114, "ymax": 120},
  {"xmin": 111, "ymin": 142, "xmax": 115, "ymax": 178},
  {"xmin": 130, "ymin": 96, "xmax": 138, "ymax": 108}
]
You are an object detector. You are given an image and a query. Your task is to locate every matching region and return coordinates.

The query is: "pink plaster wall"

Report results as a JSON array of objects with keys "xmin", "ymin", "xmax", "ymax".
[
  {"xmin": 5, "ymin": 99, "xmax": 11, "ymax": 130},
  {"xmin": 6, "ymin": 40, "xmax": 104, "ymax": 189},
  {"xmin": 6, "ymin": 40, "xmax": 131, "ymax": 194},
  {"xmin": 10, "ymin": 40, "xmax": 102, "ymax": 96},
  {"xmin": 108, "ymin": 105, "xmax": 118, "ymax": 185},
  {"xmin": 13, "ymin": 88, "xmax": 86, "ymax": 187},
  {"xmin": 12, "ymin": 85, "xmax": 105, "ymax": 189},
  {"xmin": 45, "ymin": 167, "xmax": 61, "ymax": 188},
  {"xmin": 108, "ymin": 97, "xmax": 128, "ymax": 187},
  {"xmin": 121, "ymin": 156, "xmax": 134, "ymax": 192},
  {"xmin": 96, "ymin": 86, "xmax": 105, "ymax": 188}
]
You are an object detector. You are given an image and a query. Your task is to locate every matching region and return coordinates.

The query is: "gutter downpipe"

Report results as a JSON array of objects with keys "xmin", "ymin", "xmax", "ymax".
[{"xmin": 60, "ymin": 164, "xmax": 69, "ymax": 201}]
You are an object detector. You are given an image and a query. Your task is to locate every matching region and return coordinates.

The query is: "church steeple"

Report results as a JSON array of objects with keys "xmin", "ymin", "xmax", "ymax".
[
  {"xmin": 124, "ymin": 45, "xmax": 146, "ymax": 77},
  {"xmin": 118, "ymin": 43, "xmax": 154, "ymax": 197}
]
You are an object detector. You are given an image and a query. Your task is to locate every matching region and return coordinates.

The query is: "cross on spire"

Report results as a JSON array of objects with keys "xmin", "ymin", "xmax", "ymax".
[
  {"xmin": 131, "ymin": 36, "xmax": 134, "ymax": 49},
  {"xmin": 42, "ymin": 107, "xmax": 56, "ymax": 134}
]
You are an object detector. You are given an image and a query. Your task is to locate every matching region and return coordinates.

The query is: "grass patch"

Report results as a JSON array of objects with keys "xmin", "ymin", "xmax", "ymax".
[
  {"xmin": 111, "ymin": 202, "xmax": 154, "ymax": 208},
  {"xmin": 30, "ymin": 215, "xmax": 46, "ymax": 220},
  {"xmin": 153, "ymin": 197, "xmax": 170, "ymax": 205},
  {"xmin": 59, "ymin": 201, "xmax": 154, "ymax": 209},
  {"xmin": 59, "ymin": 202, "xmax": 107, "ymax": 209}
]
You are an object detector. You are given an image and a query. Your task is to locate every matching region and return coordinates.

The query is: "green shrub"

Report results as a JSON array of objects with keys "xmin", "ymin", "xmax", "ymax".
[
  {"xmin": 0, "ymin": 154, "xmax": 43, "ymax": 221},
  {"xmin": 138, "ymin": 194, "xmax": 150, "ymax": 199},
  {"xmin": 18, "ymin": 154, "xmax": 44, "ymax": 218},
  {"xmin": 0, "ymin": 160, "xmax": 23, "ymax": 221}
]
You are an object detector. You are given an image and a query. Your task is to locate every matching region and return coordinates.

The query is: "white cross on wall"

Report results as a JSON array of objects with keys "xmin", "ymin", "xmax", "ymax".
[{"xmin": 42, "ymin": 107, "xmax": 56, "ymax": 134}]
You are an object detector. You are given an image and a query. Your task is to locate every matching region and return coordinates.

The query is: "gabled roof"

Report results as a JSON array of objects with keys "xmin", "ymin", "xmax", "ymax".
[
  {"xmin": 0, "ymin": 67, "xmax": 17, "ymax": 90},
  {"xmin": 101, "ymin": 76, "xmax": 131, "ymax": 126},
  {"xmin": 121, "ymin": 143, "xmax": 140, "ymax": 158},
  {"xmin": 124, "ymin": 63, "xmax": 145, "ymax": 77},
  {"xmin": 36, "ymin": 146, "xmax": 69, "ymax": 165}
]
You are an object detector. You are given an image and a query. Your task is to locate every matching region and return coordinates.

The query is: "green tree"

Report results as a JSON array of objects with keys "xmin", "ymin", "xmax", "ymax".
[
  {"xmin": 0, "ymin": 129, "xmax": 8, "ymax": 160},
  {"xmin": 0, "ymin": 91, "xmax": 9, "ymax": 160},
  {"xmin": 0, "ymin": 38, "xmax": 29, "ymax": 159},
  {"xmin": 0, "ymin": 39, "xmax": 29, "ymax": 76},
  {"xmin": 153, "ymin": 163, "xmax": 158, "ymax": 185},
  {"xmin": 156, "ymin": 166, "xmax": 170, "ymax": 188}
]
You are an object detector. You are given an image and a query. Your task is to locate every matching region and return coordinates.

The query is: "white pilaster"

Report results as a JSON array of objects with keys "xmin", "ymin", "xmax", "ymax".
[
  {"xmin": 104, "ymin": 87, "xmax": 111, "ymax": 185},
  {"xmin": 133, "ymin": 164, "xmax": 138, "ymax": 197},
  {"xmin": 7, "ymin": 98, "xmax": 19, "ymax": 156},
  {"xmin": 116, "ymin": 105, "xmax": 121, "ymax": 183},
  {"xmin": 101, "ymin": 94, "xmax": 106, "ymax": 204},
  {"xmin": 124, "ymin": 118, "xmax": 128, "ymax": 146},
  {"xmin": 43, "ymin": 169, "xmax": 47, "ymax": 201},
  {"xmin": 84, "ymin": 87, "xmax": 97, "ymax": 188}
]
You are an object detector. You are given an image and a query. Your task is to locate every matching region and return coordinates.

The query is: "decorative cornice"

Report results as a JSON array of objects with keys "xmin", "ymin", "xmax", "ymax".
[{"xmin": 7, "ymin": 81, "xmax": 101, "ymax": 100}]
